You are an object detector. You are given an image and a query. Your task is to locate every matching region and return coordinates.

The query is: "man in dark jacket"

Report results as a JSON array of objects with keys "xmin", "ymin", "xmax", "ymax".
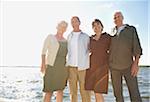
[{"xmin": 109, "ymin": 11, "xmax": 142, "ymax": 102}]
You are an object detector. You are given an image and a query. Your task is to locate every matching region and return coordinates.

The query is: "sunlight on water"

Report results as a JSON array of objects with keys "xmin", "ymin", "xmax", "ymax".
[{"xmin": 0, "ymin": 67, "xmax": 150, "ymax": 102}]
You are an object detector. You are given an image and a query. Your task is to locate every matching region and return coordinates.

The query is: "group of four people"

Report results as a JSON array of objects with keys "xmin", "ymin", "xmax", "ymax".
[{"xmin": 40, "ymin": 11, "xmax": 142, "ymax": 102}]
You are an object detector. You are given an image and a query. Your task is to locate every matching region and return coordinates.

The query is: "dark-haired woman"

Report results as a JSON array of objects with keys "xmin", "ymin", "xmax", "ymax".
[{"xmin": 85, "ymin": 19, "xmax": 111, "ymax": 102}]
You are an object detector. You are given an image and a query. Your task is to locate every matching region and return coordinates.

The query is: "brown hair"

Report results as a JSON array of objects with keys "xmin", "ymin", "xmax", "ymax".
[
  {"xmin": 72, "ymin": 16, "xmax": 81, "ymax": 23},
  {"xmin": 92, "ymin": 19, "xmax": 104, "ymax": 31}
]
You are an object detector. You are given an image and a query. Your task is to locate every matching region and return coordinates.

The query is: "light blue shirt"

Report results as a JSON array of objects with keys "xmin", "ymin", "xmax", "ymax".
[
  {"xmin": 116, "ymin": 25, "xmax": 126, "ymax": 36},
  {"xmin": 66, "ymin": 31, "xmax": 90, "ymax": 70}
]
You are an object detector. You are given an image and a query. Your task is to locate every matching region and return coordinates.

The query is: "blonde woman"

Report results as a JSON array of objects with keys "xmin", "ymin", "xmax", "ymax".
[{"xmin": 41, "ymin": 21, "xmax": 68, "ymax": 102}]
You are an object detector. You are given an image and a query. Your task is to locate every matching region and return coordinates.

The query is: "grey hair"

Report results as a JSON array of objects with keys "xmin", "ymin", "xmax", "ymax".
[{"xmin": 115, "ymin": 11, "xmax": 124, "ymax": 19}]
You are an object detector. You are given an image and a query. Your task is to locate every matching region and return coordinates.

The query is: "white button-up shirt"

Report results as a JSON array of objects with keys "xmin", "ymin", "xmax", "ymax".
[{"xmin": 69, "ymin": 32, "xmax": 80, "ymax": 66}]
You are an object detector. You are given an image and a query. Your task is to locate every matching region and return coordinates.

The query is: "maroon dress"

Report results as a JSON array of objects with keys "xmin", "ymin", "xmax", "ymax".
[{"xmin": 85, "ymin": 33, "xmax": 111, "ymax": 93}]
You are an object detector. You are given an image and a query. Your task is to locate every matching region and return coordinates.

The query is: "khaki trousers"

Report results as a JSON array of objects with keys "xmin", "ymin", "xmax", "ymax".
[{"xmin": 68, "ymin": 67, "xmax": 91, "ymax": 102}]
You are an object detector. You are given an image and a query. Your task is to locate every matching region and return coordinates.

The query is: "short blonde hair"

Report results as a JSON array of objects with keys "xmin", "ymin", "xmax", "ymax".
[{"xmin": 58, "ymin": 20, "xmax": 68, "ymax": 27}]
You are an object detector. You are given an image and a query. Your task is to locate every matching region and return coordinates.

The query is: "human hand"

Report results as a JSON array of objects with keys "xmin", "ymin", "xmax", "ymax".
[
  {"xmin": 131, "ymin": 62, "xmax": 139, "ymax": 77},
  {"xmin": 40, "ymin": 64, "xmax": 46, "ymax": 75}
]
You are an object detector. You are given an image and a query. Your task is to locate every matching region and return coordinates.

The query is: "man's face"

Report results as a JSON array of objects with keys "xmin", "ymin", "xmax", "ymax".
[
  {"xmin": 71, "ymin": 17, "xmax": 80, "ymax": 28},
  {"xmin": 114, "ymin": 12, "xmax": 123, "ymax": 26}
]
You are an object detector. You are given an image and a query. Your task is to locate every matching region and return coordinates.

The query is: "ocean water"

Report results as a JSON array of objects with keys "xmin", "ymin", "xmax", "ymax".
[{"xmin": 0, "ymin": 67, "xmax": 150, "ymax": 102}]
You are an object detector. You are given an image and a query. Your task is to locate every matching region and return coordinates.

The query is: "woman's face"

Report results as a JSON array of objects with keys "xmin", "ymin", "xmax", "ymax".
[
  {"xmin": 93, "ymin": 22, "xmax": 102, "ymax": 34},
  {"xmin": 57, "ymin": 23, "xmax": 67, "ymax": 34}
]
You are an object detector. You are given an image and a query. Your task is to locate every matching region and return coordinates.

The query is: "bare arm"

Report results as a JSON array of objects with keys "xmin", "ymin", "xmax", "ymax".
[{"xmin": 40, "ymin": 55, "xmax": 46, "ymax": 74}]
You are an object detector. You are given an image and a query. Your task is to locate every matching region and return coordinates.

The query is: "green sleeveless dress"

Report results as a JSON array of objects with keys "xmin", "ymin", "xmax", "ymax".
[{"xmin": 43, "ymin": 41, "xmax": 68, "ymax": 92}]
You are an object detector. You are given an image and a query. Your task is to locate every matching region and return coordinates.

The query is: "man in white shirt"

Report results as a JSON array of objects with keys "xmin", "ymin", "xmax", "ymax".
[{"xmin": 67, "ymin": 16, "xmax": 91, "ymax": 102}]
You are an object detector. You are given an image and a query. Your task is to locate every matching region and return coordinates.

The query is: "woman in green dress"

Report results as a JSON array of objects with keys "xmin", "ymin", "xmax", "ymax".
[{"xmin": 40, "ymin": 21, "xmax": 68, "ymax": 102}]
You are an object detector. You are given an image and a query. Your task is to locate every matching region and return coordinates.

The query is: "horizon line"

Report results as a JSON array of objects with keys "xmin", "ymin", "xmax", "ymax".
[{"xmin": 0, "ymin": 65, "xmax": 150, "ymax": 67}]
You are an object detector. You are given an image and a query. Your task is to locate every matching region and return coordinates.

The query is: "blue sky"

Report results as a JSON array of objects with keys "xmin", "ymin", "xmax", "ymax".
[{"xmin": 0, "ymin": 0, "xmax": 149, "ymax": 66}]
